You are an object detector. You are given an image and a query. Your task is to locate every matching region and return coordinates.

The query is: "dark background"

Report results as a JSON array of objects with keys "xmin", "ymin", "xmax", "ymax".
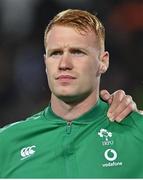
[{"xmin": 0, "ymin": 0, "xmax": 143, "ymax": 127}]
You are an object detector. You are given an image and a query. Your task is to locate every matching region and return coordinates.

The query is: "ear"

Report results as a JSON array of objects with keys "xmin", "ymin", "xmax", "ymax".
[{"xmin": 98, "ymin": 51, "xmax": 109, "ymax": 75}]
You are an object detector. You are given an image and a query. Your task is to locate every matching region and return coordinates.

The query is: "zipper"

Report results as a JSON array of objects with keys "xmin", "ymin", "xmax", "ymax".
[{"xmin": 66, "ymin": 121, "xmax": 72, "ymax": 134}]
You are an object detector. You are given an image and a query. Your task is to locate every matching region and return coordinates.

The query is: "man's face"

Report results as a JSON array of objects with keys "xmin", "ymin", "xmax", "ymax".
[{"xmin": 44, "ymin": 25, "xmax": 108, "ymax": 103}]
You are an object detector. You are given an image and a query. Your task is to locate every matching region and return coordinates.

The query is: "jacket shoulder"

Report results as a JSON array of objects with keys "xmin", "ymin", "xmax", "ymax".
[{"xmin": 0, "ymin": 109, "xmax": 45, "ymax": 134}]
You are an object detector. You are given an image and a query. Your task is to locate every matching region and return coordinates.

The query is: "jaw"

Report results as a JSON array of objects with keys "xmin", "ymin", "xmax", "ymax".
[
  {"xmin": 49, "ymin": 76, "xmax": 100, "ymax": 104},
  {"xmin": 51, "ymin": 85, "xmax": 99, "ymax": 106},
  {"xmin": 50, "ymin": 88, "xmax": 99, "ymax": 121}
]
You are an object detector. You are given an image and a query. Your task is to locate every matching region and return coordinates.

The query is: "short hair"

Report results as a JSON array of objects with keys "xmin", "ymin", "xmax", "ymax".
[{"xmin": 44, "ymin": 9, "xmax": 105, "ymax": 50}]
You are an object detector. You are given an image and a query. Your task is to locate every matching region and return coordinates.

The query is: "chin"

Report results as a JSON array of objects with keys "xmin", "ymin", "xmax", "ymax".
[
  {"xmin": 55, "ymin": 89, "xmax": 76, "ymax": 97},
  {"xmin": 57, "ymin": 92, "xmax": 89, "ymax": 104},
  {"xmin": 56, "ymin": 93, "xmax": 76, "ymax": 102}
]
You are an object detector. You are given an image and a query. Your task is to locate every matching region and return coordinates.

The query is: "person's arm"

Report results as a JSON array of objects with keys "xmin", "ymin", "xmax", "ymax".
[{"xmin": 100, "ymin": 89, "xmax": 141, "ymax": 122}]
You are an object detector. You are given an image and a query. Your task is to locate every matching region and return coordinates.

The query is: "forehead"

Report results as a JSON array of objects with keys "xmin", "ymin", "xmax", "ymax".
[{"xmin": 45, "ymin": 25, "xmax": 97, "ymax": 49}]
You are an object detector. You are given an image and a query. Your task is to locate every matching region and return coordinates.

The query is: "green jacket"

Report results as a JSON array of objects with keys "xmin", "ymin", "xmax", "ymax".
[{"xmin": 0, "ymin": 99, "xmax": 143, "ymax": 178}]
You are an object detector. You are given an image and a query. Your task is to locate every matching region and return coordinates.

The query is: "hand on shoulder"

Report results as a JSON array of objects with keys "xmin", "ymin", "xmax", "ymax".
[{"xmin": 100, "ymin": 89, "xmax": 142, "ymax": 122}]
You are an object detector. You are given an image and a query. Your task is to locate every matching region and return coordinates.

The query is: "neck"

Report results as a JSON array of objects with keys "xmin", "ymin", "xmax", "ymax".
[{"xmin": 50, "ymin": 90, "xmax": 99, "ymax": 121}]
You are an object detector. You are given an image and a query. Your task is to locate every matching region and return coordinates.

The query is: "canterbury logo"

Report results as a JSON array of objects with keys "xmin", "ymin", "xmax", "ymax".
[{"xmin": 20, "ymin": 145, "xmax": 36, "ymax": 160}]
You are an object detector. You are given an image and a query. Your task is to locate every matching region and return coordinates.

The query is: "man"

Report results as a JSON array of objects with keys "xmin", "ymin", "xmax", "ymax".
[{"xmin": 0, "ymin": 9, "xmax": 142, "ymax": 178}]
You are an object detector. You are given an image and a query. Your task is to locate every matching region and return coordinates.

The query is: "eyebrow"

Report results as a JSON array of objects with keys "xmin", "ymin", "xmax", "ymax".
[
  {"xmin": 46, "ymin": 46, "xmax": 88, "ymax": 54},
  {"xmin": 46, "ymin": 48, "xmax": 62, "ymax": 55}
]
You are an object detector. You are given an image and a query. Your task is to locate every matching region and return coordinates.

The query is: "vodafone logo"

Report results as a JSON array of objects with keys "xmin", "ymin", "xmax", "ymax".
[
  {"xmin": 21, "ymin": 145, "xmax": 36, "ymax": 160},
  {"xmin": 104, "ymin": 149, "xmax": 117, "ymax": 161}
]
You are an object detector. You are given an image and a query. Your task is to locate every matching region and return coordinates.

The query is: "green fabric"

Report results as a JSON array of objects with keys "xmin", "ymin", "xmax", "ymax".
[{"xmin": 0, "ymin": 99, "xmax": 143, "ymax": 178}]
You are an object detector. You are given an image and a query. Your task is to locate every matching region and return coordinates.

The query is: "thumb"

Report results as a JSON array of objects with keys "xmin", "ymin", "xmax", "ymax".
[{"xmin": 100, "ymin": 89, "xmax": 113, "ymax": 104}]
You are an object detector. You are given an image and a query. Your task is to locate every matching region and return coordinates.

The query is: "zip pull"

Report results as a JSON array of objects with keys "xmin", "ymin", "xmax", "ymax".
[{"xmin": 66, "ymin": 121, "xmax": 72, "ymax": 134}]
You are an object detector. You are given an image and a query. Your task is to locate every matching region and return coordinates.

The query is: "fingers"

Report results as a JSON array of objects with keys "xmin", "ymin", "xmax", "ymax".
[
  {"xmin": 100, "ymin": 89, "xmax": 113, "ymax": 104},
  {"xmin": 107, "ymin": 91, "xmax": 137, "ymax": 122},
  {"xmin": 110, "ymin": 101, "xmax": 137, "ymax": 122},
  {"xmin": 107, "ymin": 90, "xmax": 126, "ymax": 119},
  {"xmin": 138, "ymin": 110, "xmax": 143, "ymax": 115},
  {"xmin": 100, "ymin": 89, "xmax": 139, "ymax": 122}
]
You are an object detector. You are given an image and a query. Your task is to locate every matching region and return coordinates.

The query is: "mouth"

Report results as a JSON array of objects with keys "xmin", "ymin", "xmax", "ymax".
[
  {"xmin": 56, "ymin": 75, "xmax": 76, "ymax": 83},
  {"xmin": 56, "ymin": 75, "xmax": 76, "ymax": 80}
]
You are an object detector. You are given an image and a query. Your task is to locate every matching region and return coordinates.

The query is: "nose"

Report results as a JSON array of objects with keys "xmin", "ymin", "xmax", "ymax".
[{"xmin": 58, "ymin": 52, "xmax": 73, "ymax": 71}]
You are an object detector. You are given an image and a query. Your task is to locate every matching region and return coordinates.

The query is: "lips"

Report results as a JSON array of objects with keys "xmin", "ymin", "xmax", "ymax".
[
  {"xmin": 55, "ymin": 75, "xmax": 76, "ymax": 84},
  {"xmin": 56, "ymin": 75, "xmax": 76, "ymax": 80}
]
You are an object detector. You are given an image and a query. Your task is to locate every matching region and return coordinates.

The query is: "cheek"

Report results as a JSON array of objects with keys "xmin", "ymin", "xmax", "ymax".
[
  {"xmin": 45, "ymin": 61, "xmax": 55, "ymax": 76},
  {"xmin": 45, "ymin": 62, "xmax": 53, "ymax": 82},
  {"xmin": 46, "ymin": 67, "xmax": 54, "ymax": 82},
  {"xmin": 45, "ymin": 60, "xmax": 48, "ymax": 72},
  {"xmin": 46, "ymin": 62, "xmax": 59, "ymax": 87},
  {"xmin": 79, "ymin": 66, "xmax": 95, "ymax": 85},
  {"xmin": 46, "ymin": 68, "xmax": 55, "ymax": 92},
  {"xmin": 82, "ymin": 61, "xmax": 99, "ymax": 77}
]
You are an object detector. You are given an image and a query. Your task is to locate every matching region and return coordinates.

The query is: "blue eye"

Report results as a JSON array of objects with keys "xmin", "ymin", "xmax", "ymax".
[
  {"xmin": 50, "ymin": 51, "xmax": 63, "ymax": 57},
  {"xmin": 71, "ymin": 49, "xmax": 86, "ymax": 57},
  {"xmin": 72, "ymin": 50, "xmax": 84, "ymax": 54},
  {"xmin": 50, "ymin": 51, "xmax": 63, "ymax": 56}
]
